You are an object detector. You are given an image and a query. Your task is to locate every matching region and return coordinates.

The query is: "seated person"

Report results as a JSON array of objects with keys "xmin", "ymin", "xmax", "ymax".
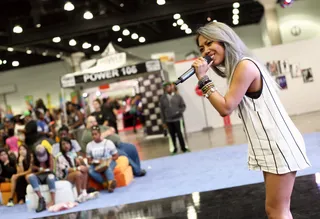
[
  {"xmin": 0, "ymin": 148, "xmax": 17, "ymax": 183},
  {"xmin": 26, "ymin": 145, "xmax": 56, "ymax": 213},
  {"xmin": 82, "ymin": 116, "xmax": 146, "ymax": 177},
  {"xmin": 55, "ymin": 137, "xmax": 92, "ymax": 203},
  {"xmin": 5, "ymin": 128, "xmax": 19, "ymax": 158},
  {"xmin": 7, "ymin": 145, "xmax": 33, "ymax": 206},
  {"xmin": 52, "ymin": 126, "xmax": 82, "ymax": 157},
  {"xmin": 87, "ymin": 126, "xmax": 118, "ymax": 193}
]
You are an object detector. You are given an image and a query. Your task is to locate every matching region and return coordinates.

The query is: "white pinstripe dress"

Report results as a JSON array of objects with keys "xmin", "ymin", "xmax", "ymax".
[{"xmin": 234, "ymin": 57, "xmax": 311, "ymax": 174}]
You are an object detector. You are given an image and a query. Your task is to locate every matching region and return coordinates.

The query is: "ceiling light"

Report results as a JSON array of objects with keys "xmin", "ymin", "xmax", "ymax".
[
  {"xmin": 69, "ymin": 39, "xmax": 77, "ymax": 46},
  {"xmin": 7, "ymin": 47, "xmax": 14, "ymax": 52},
  {"xmin": 56, "ymin": 54, "xmax": 61, "ymax": 59},
  {"xmin": 118, "ymin": 38, "xmax": 122, "ymax": 42},
  {"xmin": 139, "ymin": 37, "xmax": 146, "ymax": 43},
  {"xmin": 0, "ymin": 60, "xmax": 2, "ymax": 65},
  {"xmin": 96, "ymin": 91, "xmax": 101, "ymax": 97},
  {"xmin": 83, "ymin": 11, "xmax": 93, "ymax": 20},
  {"xmin": 112, "ymin": 25, "xmax": 120, "ymax": 31},
  {"xmin": 52, "ymin": 37, "xmax": 61, "ymax": 43},
  {"xmin": 213, "ymin": 20, "xmax": 217, "ymax": 22},
  {"xmin": 157, "ymin": 0, "xmax": 166, "ymax": 5},
  {"xmin": 233, "ymin": 19, "xmax": 239, "ymax": 25},
  {"xmin": 82, "ymin": 42, "xmax": 91, "ymax": 49},
  {"xmin": 13, "ymin": 25, "xmax": 23, "ymax": 34},
  {"xmin": 120, "ymin": 3, "xmax": 124, "ymax": 7},
  {"xmin": 173, "ymin": 14, "xmax": 181, "ymax": 20},
  {"xmin": 177, "ymin": 19, "xmax": 184, "ymax": 25},
  {"xmin": 64, "ymin": 1, "xmax": 75, "ymax": 11},
  {"xmin": 233, "ymin": 2, "xmax": 240, "ymax": 8},
  {"xmin": 93, "ymin": 45, "xmax": 100, "ymax": 52},
  {"xmin": 3, "ymin": 60, "xmax": 7, "ymax": 64},
  {"xmin": 180, "ymin": 24, "xmax": 188, "ymax": 30},
  {"xmin": 36, "ymin": 24, "xmax": 41, "ymax": 28},
  {"xmin": 233, "ymin": 9, "xmax": 239, "ymax": 15},
  {"xmin": 131, "ymin": 33, "xmax": 138, "ymax": 40},
  {"xmin": 207, "ymin": 17, "xmax": 212, "ymax": 22},
  {"xmin": 12, "ymin": 61, "xmax": 19, "ymax": 67},
  {"xmin": 185, "ymin": 28, "xmax": 192, "ymax": 34},
  {"xmin": 122, "ymin": 29, "xmax": 130, "ymax": 36},
  {"xmin": 82, "ymin": 93, "xmax": 88, "ymax": 98},
  {"xmin": 173, "ymin": 22, "xmax": 177, "ymax": 27},
  {"xmin": 42, "ymin": 51, "xmax": 47, "ymax": 56},
  {"xmin": 26, "ymin": 49, "xmax": 32, "ymax": 54},
  {"xmin": 232, "ymin": 14, "xmax": 239, "ymax": 20}
]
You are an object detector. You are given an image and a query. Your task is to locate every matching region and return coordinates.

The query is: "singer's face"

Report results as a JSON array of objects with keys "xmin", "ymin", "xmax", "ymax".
[{"xmin": 197, "ymin": 35, "xmax": 225, "ymax": 66}]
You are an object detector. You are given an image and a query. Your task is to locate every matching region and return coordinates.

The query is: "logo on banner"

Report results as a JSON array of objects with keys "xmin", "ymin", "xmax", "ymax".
[
  {"xmin": 97, "ymin": 53, "xmax": 126, "ymax": 69},
  {"xmin": 61, "ymin": 76, "xmax": 76, "ymax": 88},
  {"xmin": 145, "ymin": 60, "xmax": 161, "ymax": 72},
  {"xmin": 83, "ymin": 69, "xmax": 120, "ymax": 83}
]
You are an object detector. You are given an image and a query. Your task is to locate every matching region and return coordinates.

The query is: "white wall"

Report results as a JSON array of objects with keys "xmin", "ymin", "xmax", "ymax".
[
  {"xmin": 0, "ymin": 61, "xmax": 71, "ymax": 114},
  {"xmin": 176, "ymin": 37, "xmax": 320, "ymax": 133},
  {"xmin": 276, "ymin": 0, "xmax": 320, "ymax": 43},
  {"xmin": 128, "ymin": 24, "xmax": 264, "ymax": 61}
]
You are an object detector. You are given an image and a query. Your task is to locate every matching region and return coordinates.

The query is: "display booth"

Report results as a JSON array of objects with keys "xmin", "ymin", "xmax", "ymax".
[{"xmin": 60, "ymin": 43, "xmax": 165, "ymax": 137}]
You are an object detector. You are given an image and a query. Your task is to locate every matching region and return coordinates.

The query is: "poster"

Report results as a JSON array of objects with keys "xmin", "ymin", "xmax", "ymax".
[
  {"xmin": 301, "ymin": 68, "xmax": 314, "ymax": 83},
  {"xmin": 276, "ymin": 75, "xmax": 288, "ymax": 89},
  {"xmin": 290, "ymin": 64, "xmax": 301, "ymax": 78},
  {"xmin": 24, "ymin": 95, "xmax": 33, "ymax": 107}
]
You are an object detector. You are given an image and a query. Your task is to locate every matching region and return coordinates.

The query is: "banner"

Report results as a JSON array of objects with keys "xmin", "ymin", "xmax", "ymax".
[{"xmin": 60, "ymin": 60, "xmax": 161, "ymax": 88}]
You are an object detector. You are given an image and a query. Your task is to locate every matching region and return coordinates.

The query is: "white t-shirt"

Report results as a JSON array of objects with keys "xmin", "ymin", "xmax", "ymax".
[
  {"xmin": 52, "ymin": 139, "xmax": 82, "ymax": 157},
  {"xmin": 86, "ymin": 139, "xmax": 117, "ymax": 160}
]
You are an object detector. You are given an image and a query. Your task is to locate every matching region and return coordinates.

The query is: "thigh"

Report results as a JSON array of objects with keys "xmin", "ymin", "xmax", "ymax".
[
  {"xmin": 264, "ymin": 171, "xmax": 296, "ymax": 208},
  {"xmin": 66, "ymin": 171, "xmax": 79, "ymax": 184},
  {"xmin": 173, "ymin": 121, "xmax": 182, "ymax": 132}
]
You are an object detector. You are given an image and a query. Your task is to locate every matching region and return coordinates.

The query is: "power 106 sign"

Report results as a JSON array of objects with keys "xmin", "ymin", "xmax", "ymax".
[{"xmin": 60, "ymin": 60, "xmax": 162, "ymax": 88}]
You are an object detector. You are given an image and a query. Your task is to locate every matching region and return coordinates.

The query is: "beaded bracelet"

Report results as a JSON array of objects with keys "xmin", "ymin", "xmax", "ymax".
[
  {"xmin": 201, "ymin": 81, "xmax": 214, "ymax": 94},
  {"xmin": 198, "ymin": 75, "xmax": 211, "ymax": 89}
]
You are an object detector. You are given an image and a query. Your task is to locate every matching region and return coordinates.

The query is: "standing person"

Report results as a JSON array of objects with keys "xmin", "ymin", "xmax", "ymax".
[
  {"xmin": 193, "ymin": 22, "xmax": 311, "ymax": 219},
  {"xmin": 102, "ymin": 98, "xmax": 119, "ymax": 134},
  {"xmin": 91, "ymin": 99, "xmax": 107, "ymax": 126},
  {"xmin": 160, "ymin": 82, "xmax": 188, "ymax": 155}
]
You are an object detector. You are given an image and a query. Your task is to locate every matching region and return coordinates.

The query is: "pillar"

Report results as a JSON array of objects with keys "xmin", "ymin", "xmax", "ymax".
[{"xmin": 259, "ymin": 0, "xmax": 283, "ymax": 46}]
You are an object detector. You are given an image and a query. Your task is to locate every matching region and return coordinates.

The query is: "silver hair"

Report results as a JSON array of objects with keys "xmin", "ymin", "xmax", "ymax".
[{"xmin": 196, "ymin": 22, "xmax": 278, "ymax": 89}]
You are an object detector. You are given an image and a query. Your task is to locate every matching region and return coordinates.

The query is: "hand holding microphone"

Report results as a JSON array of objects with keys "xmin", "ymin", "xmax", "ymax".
[{"xmin": 174, "ymin": 55, "xmax": 214, "ymax": 85}]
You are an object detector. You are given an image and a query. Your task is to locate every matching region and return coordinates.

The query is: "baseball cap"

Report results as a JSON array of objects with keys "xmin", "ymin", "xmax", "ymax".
[
  {"xmin": 20, "ymin": 110, "xmax": 31, "ymax": 120},
  {"xmin": 162, "ymin": 81, "xmax": 173, "ymax": 87},
  {"xmin": 35, "ymin": 145, "xmax": 48, "ymax": 163}
]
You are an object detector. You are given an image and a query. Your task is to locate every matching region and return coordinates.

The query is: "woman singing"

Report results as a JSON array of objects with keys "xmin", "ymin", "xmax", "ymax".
[{"xmin": 192, "ymin": 22, "xmax": 310, "ymax": 219}]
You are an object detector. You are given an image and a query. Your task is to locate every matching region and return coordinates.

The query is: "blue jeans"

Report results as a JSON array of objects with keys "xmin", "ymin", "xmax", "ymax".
[
  {"xmin": 28, "ymin": 173, "xmax": 56, "ymax": 192},
  {"xmin": 89, "ymin": 160, "xmax": 116, "ymax": 183},
  {"xmin": 117, "ymin": 142, "xmax": 142, "ymax": 176}
]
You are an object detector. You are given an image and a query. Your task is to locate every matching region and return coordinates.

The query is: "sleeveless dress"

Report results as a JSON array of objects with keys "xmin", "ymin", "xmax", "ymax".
[{"xmin": 234, "ymin": 57, "xmax": 311, "ymax": 174}]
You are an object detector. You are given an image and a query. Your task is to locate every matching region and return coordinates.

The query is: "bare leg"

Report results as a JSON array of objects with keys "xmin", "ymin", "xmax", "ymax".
[
  {"xmin": 264, "ymin": 171, "xmax": 296, "ymax": 219},
  {"xmin": 9, "ymin": 175, "xmax": 18, "ymax": 199},
  {"xmin": 67, "ymin": 171, "xmax": 82, "ymax": 195},
  {"xmin": 79, "ymin": 166, "xmax": 88, "ymax": 190}
]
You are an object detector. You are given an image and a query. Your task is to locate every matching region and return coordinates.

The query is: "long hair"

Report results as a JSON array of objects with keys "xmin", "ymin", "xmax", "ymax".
[
  {"xmin": 17, "ymin": 144, "xmax": 32, "ymax": 170},
  {"xmin": 196, "ymin": 22, "xmax": 278, "ymax": 89},
  {"xmin": 59, "ymin": 137, "xmax": 74, "ymax": 168}
]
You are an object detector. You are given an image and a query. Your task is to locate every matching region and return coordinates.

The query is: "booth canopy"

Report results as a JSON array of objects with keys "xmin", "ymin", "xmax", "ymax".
[{"xmin": 60, "ymin": 42, "xmax": 162, "ymax": 88}]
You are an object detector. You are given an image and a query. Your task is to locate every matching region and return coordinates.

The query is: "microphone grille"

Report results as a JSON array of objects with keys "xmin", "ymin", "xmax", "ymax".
[{"xmin": 204, "ymin": 55, "xmax": 213, "ymax": 63}]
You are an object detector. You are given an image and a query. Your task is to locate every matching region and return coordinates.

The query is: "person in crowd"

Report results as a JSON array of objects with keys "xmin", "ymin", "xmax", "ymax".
[
  {"xmin": 26, "ymin": 145, "xmax": 56, "ymax": 212},
  {"xmin": 86, "ymin": 125, "xmax": 118, "ymax": 193},
  {"xmin": 14, "ymin": 115, "xmax": 25, "ymax": 143},
  {"xmin": 5, "ymin": 128, "xmax": 19, "ymax": 158},
  {"xmin": 91, "ymin": 99, "xmax": 108, "ymax": 126},
  {"xmin": 193, "ymin": 21, "xmax": 311, "ymax": 219},
  {"xmin": 130, "ymin": 94, "xmax": 144, "ymax": 133},
  {"xmin": 160, "ymin": 82, "xmax": 188, "ymax": 155},
  {"xmin": 22, "ymin": 110, "xmax": 39, "ymax": 149},
  {"xmin": 7, "ymin": 145, "xmax": 32, "ymax": 206},
  {"xmin": 82, "ymin": 116, "xmax": 146, "ymax": 177},
  {"xmin": 35, "ymin": 109, "xmax": 50, "ymax": 136},
  {"xmin": 102, "ymin": 97, "xmax": 119, "ymax": 134},
  {"xmin": 52, "ymin": 126, "xmax": 82, "ymax": 157},
  {"xmin": 0, "ymin": 148, "xmax": 17, "ymax": 183},
  {"xmin": 66, "ymin": 102, "xmax": 85, "ymax": 131},
  {"xmin": 54, "ymin": 137, "xmax": 93, "ymax": 203}
]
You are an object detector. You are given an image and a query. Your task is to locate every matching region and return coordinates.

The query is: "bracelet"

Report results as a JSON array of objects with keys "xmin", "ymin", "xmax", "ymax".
[
  {"xmin": 201, "ymin": 82, "xmax": 214, "ymax": 94},
  {"xmin": 198, "ymin": 75, "xmax": 211, "ymax": 89},
  {"xmin": 204, "ymin": 87, "xmax": 217, "ymax": 98}
]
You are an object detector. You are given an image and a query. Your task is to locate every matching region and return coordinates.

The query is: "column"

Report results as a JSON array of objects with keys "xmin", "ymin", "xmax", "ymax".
[{"xmin": 259, "ymin": 0, "xmax": 283, "ymax": 46}]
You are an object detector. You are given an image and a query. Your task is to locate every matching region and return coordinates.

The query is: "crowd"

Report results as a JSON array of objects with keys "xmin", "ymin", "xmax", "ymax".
[{"xmin": 0, "ymin": 94, "xmax": 146, "ymax": 213}]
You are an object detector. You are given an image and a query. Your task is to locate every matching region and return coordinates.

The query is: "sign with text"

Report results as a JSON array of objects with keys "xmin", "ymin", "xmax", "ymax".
[{"xmin": 60, "ymin": 60, "xmax": 162, "ymax": 88}]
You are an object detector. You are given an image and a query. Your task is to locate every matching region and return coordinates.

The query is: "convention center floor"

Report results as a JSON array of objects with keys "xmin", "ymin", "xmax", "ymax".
[{"xmin": 2, "ymin": 111, "xmax": 320, "ymax": 219}]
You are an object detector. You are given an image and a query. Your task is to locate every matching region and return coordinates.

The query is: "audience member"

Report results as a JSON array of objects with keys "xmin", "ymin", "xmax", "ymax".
[{"xmin": 0, "ymin": 148, "xmax": 17, "ymax": 183}]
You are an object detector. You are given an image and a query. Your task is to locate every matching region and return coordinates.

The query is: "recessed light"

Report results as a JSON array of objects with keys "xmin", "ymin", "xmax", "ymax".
[
  {"xmin": 26, "ymin": 49, "xmax": 32, "ymax": 54},
  {"xmin": 139, "ymin": 37, "xmax": 146, "ymax": 43},
  {"xmin": 112, "ymin": 25, "xmax": 120, "ymax": 31},
  {"xmin": 52, "ymin": 37, "xmax": 61, "ymax": 43},
  {"xmin": 69, "ymin": 39, "xmax": 77, "ymax": 46},
  {"xmin": 233, "ymin": 9, "xmax": 239, "ymax": 15},
  {"xmin": 82, "ymin": 42, "xmax": 91, "ymax": 49},
  {"xmin": 7, "ymin": 47, "xmax": 14, "ymax": 52},
  {"xmin": 93, "ymin": 45, "xmax": 100, "ymax": 51},
  {"xmin": 213, "ymin": 20, "xmax": 217, "ymax": 22},
  {"xmin": 64, "ymin": 1, "xmax": 75, "ymax": 11},
  {"xmin": 233, "ymin": 2, "xmax": 240, "ymax": 8},
  {"xmin": 173, "ymin": 14, "xmax": 181, "ymax": 20},
  {"xmin": 122, "ymin": 29, "xmax": 130, "ymax": 36},
  {"xmin": 13, "ymin": 25, "xmax": 23, "ymax": 34},
  {"xmin": 180, "ymin": 24, "xmax": 188, "ymax": 30},
  {"xmin": 185, "ymin": 28, "xmax": 192, "ymax": 34},
  {"xmin": 56, "ymin": 54, "xmax": 61, "ymax": 58},
  {"xmin": 233, "ymin": 19, "xmax": 239, "ymax": 25},
  {"xmin": 131, "ymin": 33, "xmax": 138, "ymax": 40},
  {"xmin": 36, "ymin": 24, "xmax": 41, "ymax": 28},
  {"xmin": 173, "ymin": 22, "xmax": 177, "ymax": 27},
  {"xmin": 207, "ymin": 17, "xmax": 211, "ymax": 22},
  {"xmin": 3, "ymin": 60, "xmax": 7, "ymax": 64},
  {"xmin": 120, "ymin": 3, "xmax": 124, "ymax": 7},
  {"xmin": 157, "ymin": 0, "xmax": 166, "ymax": 5},
  {"xmin": 12, "ymin": 61, "xmax": 19, "ymax": 67},
  {"xmin": 232, "ymin": 14, "xmax": 239, "ymax": 20},
  {"xmin": 118, "ymin": 38, "xmax": 122, "ymax": 42},
  {"xmin": 83, "ymin": 11, "xmax": 93, "ymax": 20},
  {"xmin": 177, "ymin": 19, "xmax": 184, "ymax": 25}
]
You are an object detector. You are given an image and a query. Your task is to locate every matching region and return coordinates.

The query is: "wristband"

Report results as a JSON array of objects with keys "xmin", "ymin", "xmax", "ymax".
[{"xmin": 198, "ymin": 75, "xmax": 211, "ymax": 89}]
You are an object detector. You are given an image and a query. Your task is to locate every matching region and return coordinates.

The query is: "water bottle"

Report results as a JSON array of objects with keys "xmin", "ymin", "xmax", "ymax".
[{"xmin": 25, "ymin": 196, "xmax": 32, "ymax": 212}]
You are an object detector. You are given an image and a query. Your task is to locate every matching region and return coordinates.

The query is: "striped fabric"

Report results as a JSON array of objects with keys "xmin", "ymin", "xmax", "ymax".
[{"xmin": 236, "ymin": 57, "xmax": 311, "ymax": 174}]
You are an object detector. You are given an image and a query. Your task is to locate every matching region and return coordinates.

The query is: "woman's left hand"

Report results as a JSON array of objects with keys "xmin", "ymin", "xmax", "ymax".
[{"xmin": 192, "ymin": 57, "xmax": 213, "ymax": 80}]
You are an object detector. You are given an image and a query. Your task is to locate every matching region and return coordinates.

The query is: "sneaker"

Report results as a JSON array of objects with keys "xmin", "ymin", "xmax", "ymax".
[
  {"xmin": 108, "ymin": 180, "xmax": 117, "ymax": 193},
  {"xmin": 87, "ymin": 191, "xmax": 100, "ymax": 200},
  {"xmin": 76, "ymin": 194, "xmax": 88, "ymax": 203},
  {"xmin": 6, "ymin": 199, "xmax": 14, "ymax": 207},
  {"xmin": 36, "ymin": 197, "xmax": 46, "ymax": 213},
  {"xmin": 137, "ymin": 169, "xmax": 146, "ymax": 177}
]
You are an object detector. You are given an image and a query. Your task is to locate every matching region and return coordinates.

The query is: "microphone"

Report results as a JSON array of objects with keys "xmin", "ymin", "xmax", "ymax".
[{"xmin": 174, "ymin": 55, "xmax": 213, "ymax": 85}]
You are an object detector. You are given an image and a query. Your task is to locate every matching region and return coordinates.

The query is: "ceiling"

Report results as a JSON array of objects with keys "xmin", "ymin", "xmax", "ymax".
[{"xmin": 0, "ymin": 0, "xmax": 265, "ymax": 72}]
